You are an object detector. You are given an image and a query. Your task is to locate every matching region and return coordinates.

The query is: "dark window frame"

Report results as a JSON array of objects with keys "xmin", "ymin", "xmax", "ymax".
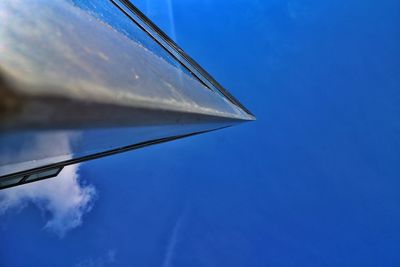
[{"xmin": 0, "ymin": 167, "xmax": 63, "ymax": 190}]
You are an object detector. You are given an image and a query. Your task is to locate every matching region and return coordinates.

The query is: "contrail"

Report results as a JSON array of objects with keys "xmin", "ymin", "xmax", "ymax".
[{"xmin": 162, "ymin": 206, "xmax": 188, "ymax": 267}]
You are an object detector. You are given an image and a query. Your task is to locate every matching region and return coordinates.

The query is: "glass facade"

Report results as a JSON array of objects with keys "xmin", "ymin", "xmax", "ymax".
[{"xmin": 0, "ymin": 0, "xmax": 254, "ymax": 188}]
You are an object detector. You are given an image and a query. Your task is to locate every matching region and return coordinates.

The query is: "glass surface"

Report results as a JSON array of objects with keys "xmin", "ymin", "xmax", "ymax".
[
  {"xmin": 0, "ymin": 123, "xmax": 234, "ymax": 177},
  {"xmin": 0, "ymin": 0, "xmax": 251, "ymax": 119},
  {"xmin": 25, "ymin": 168, "xmax": 61, "ymax": 182},
  {"xmin": 0, "ymin": 0, "xmax": 253, "ymax": 177},
  {"xmin": 0, "ymin": 176, "xmax": 24, "ymax": 188}
]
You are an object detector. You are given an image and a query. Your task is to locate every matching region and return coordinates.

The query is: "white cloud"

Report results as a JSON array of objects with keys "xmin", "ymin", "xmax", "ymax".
[{"xmin": 0, "ymin": 164, "xmax": 97, "ymax": 237}]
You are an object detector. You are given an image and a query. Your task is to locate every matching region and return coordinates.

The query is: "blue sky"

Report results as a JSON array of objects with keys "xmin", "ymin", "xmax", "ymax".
[{"xmin": 1, "ymin": 0, "xmax": 400, "ymax": 266}]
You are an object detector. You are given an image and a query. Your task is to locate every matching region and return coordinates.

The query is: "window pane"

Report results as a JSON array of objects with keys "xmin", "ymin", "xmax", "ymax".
[
  {"xmin": 25, "ymin": 168, "xmax": 61, "ymax": 182},
  {"xmin": 0, "ymin": 176, "xmax": 24, "ymax": 188}
]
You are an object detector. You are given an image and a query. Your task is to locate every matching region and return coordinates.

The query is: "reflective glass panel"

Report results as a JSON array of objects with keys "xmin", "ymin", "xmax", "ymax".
[
  {"xmin": 0, "ymin": 0, "xmax": 253, "ymax": 178},
  {"xmin": 25, "ymin": 168, "xmax": 61, "ymax": 182},
  {"xmin": 0, "ymin": 176, "xmax": 24, "ymax": 188}
]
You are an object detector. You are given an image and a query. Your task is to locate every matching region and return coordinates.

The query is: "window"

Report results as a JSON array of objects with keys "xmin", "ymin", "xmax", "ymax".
[
  {"xmin": 25, "ymin": 168, "xmax": 62, "ymax": 182},
  {"xmin": 0, "ymin": 175, "xmax": 25, "ymax": 189},
  {"xmin": 0, "ymin": 167, "xmax": 63, "ymax": 190}
]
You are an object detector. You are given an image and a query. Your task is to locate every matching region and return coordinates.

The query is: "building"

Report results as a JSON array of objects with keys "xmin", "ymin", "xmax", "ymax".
[{"xmin": 0, "ymin": 0, "xmax": 254, "ymax": 190}]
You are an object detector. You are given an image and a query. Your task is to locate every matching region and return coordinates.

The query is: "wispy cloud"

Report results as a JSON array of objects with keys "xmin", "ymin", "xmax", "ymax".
[
  {"xmin": 75, "ymin": 249, "xmax": 117, "ymax": 267},
  {"xmin": 0, "ymin": 164, "xmax": 96, "ymax": 237}
]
